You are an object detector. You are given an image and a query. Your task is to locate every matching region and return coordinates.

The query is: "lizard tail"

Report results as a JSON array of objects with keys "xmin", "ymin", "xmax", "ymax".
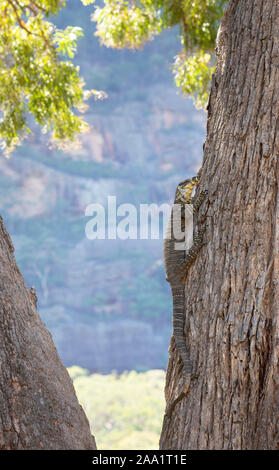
[
  {"xmin": 171, "ymin": 285, "xmax": 192, "ymax": 381},
  {"xmin": 163, "ymin": 285, "xmax": 191, "ymax": 419}
]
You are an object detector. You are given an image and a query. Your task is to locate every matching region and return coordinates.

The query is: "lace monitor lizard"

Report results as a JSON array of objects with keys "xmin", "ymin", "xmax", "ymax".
[{"xmin": 163, "ymin": 176, "xmax": 207, "ymax": 418}]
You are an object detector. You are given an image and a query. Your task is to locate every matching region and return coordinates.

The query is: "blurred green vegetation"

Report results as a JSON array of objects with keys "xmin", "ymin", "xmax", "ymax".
[
  {"xmin": 91, "ymin": 0, "xmax": 228, "ymax": 107},
  {"xmin": 121, "ymin": 274, "xmax": 170, "ymax": 320},
  {"xmin": 0, "ymin": 0, "xmax": 95, "ymax": 154},
  {"xmin": 54, "ymin": 0, "xmax": 182, "ymax": 99},
  {"xmin": 0, "ymin": 0, "xmax": 221, "ymax": 152},
  {"xmin": 0, "ymin": 0, "xmax": 205, "ymax": 375},
  {"xmin": 68, "ymin": 367, "xmax": 166, "ymax": 450}
]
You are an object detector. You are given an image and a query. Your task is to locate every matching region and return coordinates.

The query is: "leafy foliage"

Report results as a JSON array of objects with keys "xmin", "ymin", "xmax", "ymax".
[
  {"xmin": 121, "ymin": 273, "xmax": 171, "ymax": 320},
  {"xmin": 0, "ymin": 0, "xmax": 100, "ymax": 154},
  {"xmin": 91, "ymin": 0, "xmax": 228, "ymax": 107},
  {"xmin": 0, "ymin": 0, "xmax": 225, "ymax": 152},
  {"xmin": 173, "ymin": 50, "xmax": 215, "ymax": 108},
  {"xmin": 93, "ymin": 0, "xmax": 162, "ymax": 49},
  {"xmin": 69, "ymin": 367, "xmax": 165, "ymax": 450}
]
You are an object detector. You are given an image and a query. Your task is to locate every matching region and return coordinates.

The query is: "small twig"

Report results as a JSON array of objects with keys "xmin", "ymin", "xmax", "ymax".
[
  {"xmin": 7, "ymin": 0, "xmax": 32, "ymax": 34},
  {"xmin": 7, "ymin": 0, "xmax": 57, "ymax": 56},
  {"xmin": 29, "ymin": 0, "xmax": 48, "ymax": 14},
  {"xmin": 182, "ymin": 15, "xmax": 188, "ymax": 51}
]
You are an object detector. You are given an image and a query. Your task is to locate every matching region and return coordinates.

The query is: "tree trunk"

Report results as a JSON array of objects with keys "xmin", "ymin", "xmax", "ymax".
[
  {"xmin": 0, "ymin": 215, "xmax": 96, "ymax": 449},
  {"xmin": 160, "ymin": 0, "xmax": 279, "ymax": 450}
]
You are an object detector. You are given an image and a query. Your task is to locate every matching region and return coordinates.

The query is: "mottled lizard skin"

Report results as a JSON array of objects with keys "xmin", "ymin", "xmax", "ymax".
[{"xmin": 163, "ymin": 176, "xmax": 207, "ymax": 417}]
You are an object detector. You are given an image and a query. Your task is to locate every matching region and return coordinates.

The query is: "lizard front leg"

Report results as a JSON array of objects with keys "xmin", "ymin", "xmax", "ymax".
[
  {"xmin": 191, "ymin": 189, "xmax": 208, "ymax": 214},
  {"xmin": 173, "ymin": 228, "xmax": 206, "ymax": 282}
]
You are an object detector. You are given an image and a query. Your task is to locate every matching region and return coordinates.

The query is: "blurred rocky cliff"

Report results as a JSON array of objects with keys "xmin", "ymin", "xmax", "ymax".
[{"xmin": 0, "ymin": 0, "xmax": 206, "ymax": 373}]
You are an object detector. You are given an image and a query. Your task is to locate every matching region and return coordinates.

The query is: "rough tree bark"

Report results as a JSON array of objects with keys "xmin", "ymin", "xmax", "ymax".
[
  {"xmin": 0, "ymin": 216, "xmax": 96, "ymax": 449},
  {"xmin": 160, "ymin": 0, "xmax": 279, "ymax": 450}
]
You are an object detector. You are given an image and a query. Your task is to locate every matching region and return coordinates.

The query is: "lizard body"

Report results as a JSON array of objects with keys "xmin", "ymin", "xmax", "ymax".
[{"xmin": 163, "ymin": 176, "xmax": 207, "ymax": 417}]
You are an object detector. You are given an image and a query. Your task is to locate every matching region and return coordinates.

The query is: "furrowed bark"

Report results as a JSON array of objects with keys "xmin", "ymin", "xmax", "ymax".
[
  {"xmin": 0, "ymin": 215, "xmax": 96, "ymax": 449},
  {"xmin": 160, "ymin": 0, "xmax": 279, "ymax": 450}
]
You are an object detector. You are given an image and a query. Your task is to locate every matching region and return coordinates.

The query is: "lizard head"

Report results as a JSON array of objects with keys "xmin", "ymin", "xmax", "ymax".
[{"xmin": 174, "ymin": 176, "xmax": 199, "ymax": 204}]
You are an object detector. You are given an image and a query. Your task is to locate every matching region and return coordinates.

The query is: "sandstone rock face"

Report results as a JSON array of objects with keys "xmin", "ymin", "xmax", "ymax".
[{"xmin": 0, "ymin": 6, "xmax": 206, "ymax": 373}]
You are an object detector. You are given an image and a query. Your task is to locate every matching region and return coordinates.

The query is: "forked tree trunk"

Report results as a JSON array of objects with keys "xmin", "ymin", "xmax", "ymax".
[
  {"xmin": 160, "ymin": 0, "xmax": 279, "ymax": 450},
  {"xmin": 0, "ymin": 216, "xmax": 96, "ymax": 449}
]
